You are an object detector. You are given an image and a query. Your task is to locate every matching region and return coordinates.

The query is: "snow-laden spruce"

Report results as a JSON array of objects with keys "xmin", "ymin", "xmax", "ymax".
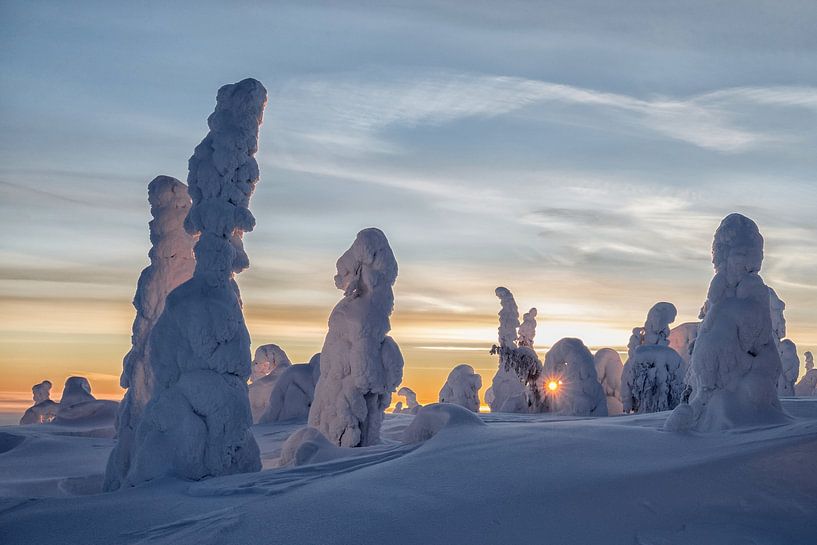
[
  {"xmin": 777, "ymin": 340, "xmax": 799, "ymax": 396},
  {"xmin": 53, "ymin": 376, "xmax": 118, "ymax": 426},
  {"xmin": 395, "ymin": 386, "xmax": 422, "ymax": 414},
  {"xmin": 19, "ymin": 381, "xmax": 59, "ymax": 425},
  {"xmin": 517, "ymin": 308, "xmax": 537, "ymax": 348},
  {"xmin": 795, "ymin": 352, "xmax": 816, "ymax": 396},
  {"xmin": 668, "ymin": 322, "xmax": 699, "ymax": 375},
  {"xmin": 116, "ymin": 79, "xmax": 267, "ymax": 487},
  {"xmin": 486, "ymin": 288, "xmax": 542, "ymax": 412},
  {"xmin": 439, "ymin": 364, "xmax": 482, "ymax": 412},
  {"xmin": 620, "ymin": 303, "xmax": 685, "ymax": 414},
  {"xmin": 59, "ymin": 377, "xmax": 95, "ymax": 406},
  {"xmin": 105, "ymin": 176, "xmax": 195, "ymax": 490},
  {"xmin": 260, "ymin": 354, "xmax": 321, "ymax": 423},
  {"xmin": 594, "ymin": 348, "xmax": 623, "ymax": 414},
  {"xmin": 308, "ymin": 228, "xmax": 404, "ymax": 447},
  {"xmin": 542, "ymin": 338, "xmax": 607, "ymax": 416},
  {"xmin": 248, "ymin": 344, "xmax": 292, "ymax": 422},
  {"xmin": 665, "ymin": 214, "xmax": 787, "ymax": 432}
]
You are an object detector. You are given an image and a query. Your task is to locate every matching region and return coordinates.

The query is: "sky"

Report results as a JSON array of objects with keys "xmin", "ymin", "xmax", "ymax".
[{"xmin": 1, "ymin": 1, "xmax": 816, "ymax": 412}]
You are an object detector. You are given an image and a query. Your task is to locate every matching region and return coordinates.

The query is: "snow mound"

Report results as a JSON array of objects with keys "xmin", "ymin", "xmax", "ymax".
[
  {"xmin": 309, "ymin": 228, "xmax": 404, "ymax": 447},
  {"xmin": 594, "ymin": 349, "xmax": 623, "ymax": 415},
  {"xmin": 438, "ymin": 364, "xmax": 482, "ymax": 412},
  {"xmin": 260, "ymin": 354, "xmax": 321, "ymax": 423},
  {"xmin": 667, "ymin": 213, "xmax": 787, "ymax": 432},
  {"xmin": 543, "ymin": 338, "xmax": 607, "ymax": 416},
  {"xmin": 248, "ymin": 344, "xmax": 293, "ymax": 422},
  {"xmin": 402, "ymin": 403, "xmax": 485, "ymax": 443},
  {"xmin": 278, "ymin": 427, "xmax": 344, "ymax": 467}
]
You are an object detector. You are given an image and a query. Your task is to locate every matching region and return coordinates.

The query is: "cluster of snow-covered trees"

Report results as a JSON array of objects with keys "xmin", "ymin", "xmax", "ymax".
[
  {"xmin": 20, "ymin": 376, "xmax": 118, "ymax": 426},
  {"xmin": 56, "ymin": 78, "xmax": 810, "ymax": 492}
]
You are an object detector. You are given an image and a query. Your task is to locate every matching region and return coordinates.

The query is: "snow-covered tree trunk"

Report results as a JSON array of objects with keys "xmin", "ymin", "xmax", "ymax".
[
  {"xmin": 308, "ymin": 229, "xmax": 404, "ymax": 447},
  {"xmin": 105, "ymin": 176, "xmax": 194, "ymax": 490},
  {"xmin": 117, "ymin": 79, "xmax": 267, "ymax": 487}
]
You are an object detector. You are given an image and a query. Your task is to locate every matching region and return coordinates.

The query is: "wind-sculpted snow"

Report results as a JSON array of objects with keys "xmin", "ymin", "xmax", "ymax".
[
  {"xmin": 19, "ymin": 381, "xmax": 58, "ymax": 425},
  {"xmin": 395, "ymin": 387, "xmax": 422, "ymax": 414},
  {"xmin": 777, "ymin": 340, "xmax": 799, "ymax": 396},
  {"xmin": 594, "ymin": 349, "xmax": 623, "ymax": 415},
  {"xmin": 543, "ymin": 338, "xmax": 607, "ymax": 416},
  {"xmin": 621, "ymin": 303, "xmax": 684, "ymax": 414},
  {"xmin": 116, "ymin": 79, "xmax": 267, "ymax": 487},
  {"xmin": 248, "ymin": 344, "xmax": 292, "ymax": 422},
  {"xmin": 666, "ymin": 214, "xmax": 786, "ymax": 432},
  {"xmin": 278, "ymin": 427, "xmax": 343, "ymax": 467},
  {"xmin": 668, "ymin": 322, "xmax": 699, "ymax": 374},
  {"xmin": 106, "ymin": 176, "xmax": 194, "ymax": 491},
  {"xmin": 438, "ymin": 364, "xmax": 482, "ymax": 412},
  {"xmin": 795, "ymin": 352, "xmax": 817, "ymax": 396},
  {"xmin": 402, "ymin": 403, "xmax": 485, "ymax": 443},
  {"xmin": 309, "ymin": 228, "xmax": 404, "ymax": 447},
  {"xmin": 260, "ymin": 354, "xmax": 321, "ymax": 423}
]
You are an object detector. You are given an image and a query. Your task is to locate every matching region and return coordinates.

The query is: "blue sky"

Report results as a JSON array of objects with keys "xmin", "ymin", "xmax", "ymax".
[{"xmin": 1, "ymin": 1, "xmax": 816, "ymax": 401}]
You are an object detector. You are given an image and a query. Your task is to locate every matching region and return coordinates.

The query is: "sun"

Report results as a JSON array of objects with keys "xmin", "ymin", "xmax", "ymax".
[{"xmin": 547, "ymin": 381, "xmax": 559, "ymax": 391}]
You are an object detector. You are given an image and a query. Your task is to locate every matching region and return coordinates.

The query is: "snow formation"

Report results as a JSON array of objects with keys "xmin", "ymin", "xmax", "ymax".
[
  {"xmin": 113, "ymin": 78, "xmax": 267, "ymax": 488},
  {"xmin": 308, "ymin": 228, "xmax": 404, "ymax": 447},
  {"xmin": 438, "ymin": 364, "xmax": 482, "ymax": 412},
  {"xmin": 402, "ymin": 403, "xmax": 485, "ymax": 443},
  {"xmin": 395, "ymin": 387, "xmax": 422, "ymax": 414},
  {"xmin": 517, "ymin": 308, "xmax": 537, "ymax": 348},
  {"xmin": 593, "ymin": 349, "xmax": 624, "ymax": 414},
  {"xmin": 543, "ymin": 338, "xmax": 607, "ymax": 416},
  {"xmin": 666, "ymin": 213, "xmax": 786, "ymax": 432},
  {"xmin": 668, "ymin": 321, "xmax": 699, "ymax": 374},
  {"xmin": 260, "ymin": 354, "xmax": 321, "ymax": 423},
  {"xmin": 19, "ymin": 381, "xmax": 58, "ymax": 425},
  {"xmin": 777, "ymin": 339, "xmax": 799, "ymax": 396},
  {"xmin": 53, "ymin": 377, "xmax": 118, "ymax": 427},
  {"xmin": 487, "ymin": 288, "xmax": 542, "ymax": 412},
  {"xmin": 106, "ymin": 175, "xmax": 195, "ymax": 490},
  {"xmin": 795, "ymin": 352, "xmax": 817, "ymax": 396},
  {"xmin": 59, "ymin": 377, "xmax": 95, "ymax": 407},
  {"xmin": 248, "ymin": 344, "xmax": 292, "ymax": 422},
  {"xmin": 621, "ymin": 303, "xmax": 685, "ymax": 414},
  {"xmin": 278, "ymin": 427, "xmax": 345, "ymax": 467}
]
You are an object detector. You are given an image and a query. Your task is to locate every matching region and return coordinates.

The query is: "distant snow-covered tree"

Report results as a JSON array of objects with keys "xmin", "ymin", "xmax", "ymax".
[
  {"xmin": 543, "ymin": 338, "xmax": 607, "ymax": 416},
  {"xmin": 594, "ymin": 348, "xmax": 623, "ymax": 415},
  {"xmin": 439, "ymin": 364, "xmax": 482, "ymax": 412}
]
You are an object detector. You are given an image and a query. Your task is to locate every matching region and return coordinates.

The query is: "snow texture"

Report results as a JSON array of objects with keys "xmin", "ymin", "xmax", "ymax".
[
  {"xmin": 484, "ymin": 366, "xmax": 527, "ymax": 413},
  {"xmin": 260, "ymin": 354, "xmax": 321, "ymax": 423},
  {"xmin": 593, "ymin": 349, "xmax": 624, "ymax": 415},
  {"xmin": 666, "ymin": 213, "xmax": 786, "ymax": 432},
  {"xmin": 278, "ymin": 427, "xmax": 344, "ymax": 467},
  {"xmin": 105, "ymin": 175, "xmax": 195, "ymax": 491},
  {"xmin": 668, "ymin": 321, "xmax": 700, "ymax": 374},
  {"xmin": 401, "ymin": 403, "xmax": 485, "ymax": 443},
  {"xmin": 517, "ymin": 308, "xmax": 537, "ymax": 348},
  {"xmin": 777, "ymin": 339, "xmax": 799, "ymax": 396},
  {"xmin": 19, "ymin": 381, "xmax": 58, "ymax": 425},
  {"xmin": 396, "ymin": 387, "xmax": 422, "ymax": 414},
  {"xmin": 621, "ymin": 303, "xmax": 684, "ymax": 414},
  {"xmin": 308, "ymin": 228, "xmax": 404, "ymax": 447},
  {"xmin": 248, "ymin": 344, "xmax": 292, "ymax": 422},
  {"xmin": 543, "ymin": 338, "xmax": 607, "ymax": 416},
  {"xmin": 795, "ymin": 352, "xmax": 817, "ymax": 396},
  {"xmin": 438, "ymin": 364, "xmax": 482, "ymax": 412},
  {"xmin": 115, "ymin": 78, "xmax": 267, "ymax": 487},
  {"xmin": 768, "ymin": 287, "xmax": 787, "ymax": 342}
]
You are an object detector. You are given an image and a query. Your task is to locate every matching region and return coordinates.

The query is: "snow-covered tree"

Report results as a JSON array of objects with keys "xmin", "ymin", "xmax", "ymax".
[
  {"xmin": 542, "ymin": 338, "xmax": 607, "ymax": 416},
  {"xmin": 777, "ymin": 339, "xmax": 799, "ymax": 396},
  {"xmin": 248, "ymin": 344, "xmax": 292, "ymax": 422},
  {"xmin": 668, "ymin": 322, "xmax": 699, "ymax": 375},
  {"xmin": 396, "ymin": 386, "xmax": 422, "ymax": 414},
  {"xmin": 487, "ymin": 288, "xmax": 543, "ymax": 412},
  {"xmin": 117, "ymin": 79, "xmax": 267, "ymax": 487},
  {"xmin": 19, "ymin": 381, "xmax": 58, "ymax": 425},
  {"xmin": 60, "ymin": 376, "xmax": 95, "ymax": 407},
  {"xmin": 795, "ymin": 352, "xmax": 817, "ymax": 396},
  {"xmin": 593, "ymin": 348, "xmax": 623, "ymax": 414},
  {"xmin": 105, "ymin": 175, "xmax": 195, "ymax": 490},
  {"xmin": 260, "ymin": 354, "xmax": 321, "ymax": 423},
  {"xmin": 308, "ymin": 228, "xmax": 404, "ymax": 447},
  {"xmin": 439, "ymin": 364, "xmax": 482, "ymax": 412},
  {"xmin": 621, "ymin": 303, "xmax": 685, "ymax": 414},
  {"xmin": 517, "ymin": 308, "xmax": 537, "ymax": 348},
  {"xmin": 665, "ymin": 214, "xmax": 786, "ymax": 432}
]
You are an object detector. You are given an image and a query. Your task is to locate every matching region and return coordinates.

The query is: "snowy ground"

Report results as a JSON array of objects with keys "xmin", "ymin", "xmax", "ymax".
[{"xmin": 1, "ymin": 399, "xmax": 816, "ymax": 545}]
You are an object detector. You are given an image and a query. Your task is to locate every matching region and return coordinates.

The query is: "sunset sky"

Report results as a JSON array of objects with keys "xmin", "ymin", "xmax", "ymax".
[{"xmin": 1, "ymin": 1, "xmax": 816, "ymax": 412}]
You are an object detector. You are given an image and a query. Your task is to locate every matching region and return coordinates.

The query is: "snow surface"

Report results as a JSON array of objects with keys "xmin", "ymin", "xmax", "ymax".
[
  {"xmin": 438, "ymin": 364, "xmax": 482, "ymax": 412},
  {"xmin": 248, "ymin": 344, "xmax": 292, "ymax": 422},
  {"xmin": 106, "ymin": 175, "xmax": 195, "ymax": 491},
  {"xmin": 667, "ymin": 213, "xmax": 787, "ymax": 432},
  {"xmin": 309, "ymin": 228, "xmax": 404, "ymax": 447},
  {"xmin": 2, "ymin": 398, "xmax": 816, "ymax": 544},
  {"xmin": 114, "ymin": 79, "xmax": 267, "ymax": 488}
]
